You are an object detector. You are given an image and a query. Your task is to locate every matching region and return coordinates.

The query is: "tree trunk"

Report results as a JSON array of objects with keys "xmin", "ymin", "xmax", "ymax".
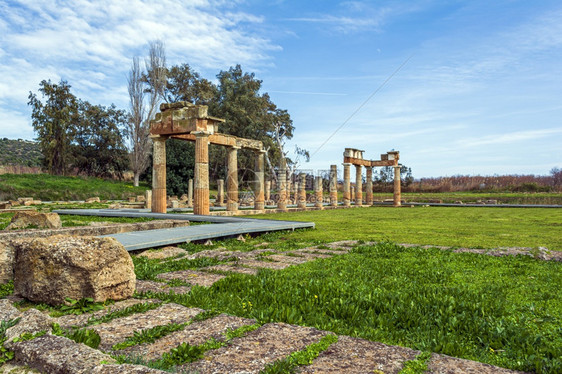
[{"xmin": 133, "ymin": 172, "xmax": 140, "ymax": 187}]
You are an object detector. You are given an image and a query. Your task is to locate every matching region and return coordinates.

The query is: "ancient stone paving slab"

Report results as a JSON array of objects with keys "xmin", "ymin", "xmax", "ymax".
[
  {"xmin": 0, "ymin": 299, "xmax": 21, "ymax": 321},
  {"xmin": 4, "ymin": 309, "xmax": 54, "ymax": 346},
  {"xmin": 202, "ymin": 264, "xmax": 260, "ymax": 275},
  {"xmin": 294, "ymin": 248, "xmax": 344, "ymax": 256},
  {"xmin": 92, "ymin": 364, "xmax": 167, "ymax": 373},
  {"xmin": 322, "ymin": 240, "xmax": 357, "ymax": 250},
  {"xmin": 238, "ymin": 259, "xmax": 293, "ymax": 270},
  {"xmin": 56, "ymin": 298, "xmax": 161, "ymax": 328},
  {"xmin": 184, "ymin": 322, "xmax": 327, "ymax": 374},
  {"xmin": 266, "ymin": 254, "xmax": 310, "ymax": 264},
  {"xmin": 298, "ymin": 335, "xmax": 418, "ymax": 374},
  {"xmin": 120, "ymin": 314, "xmax": 256, "ymax": 361},
  {"xmin": 291, "ymin": 250, "xmax": 334, "ymax": 259},
  {"xmin": 136, "ymin": 246, "xmax": 186, "ymax": 260},
  {"xmin": 184, "ymin": 248, "xmax": 279, "ymax": 261},
  {"xmin": 156, "ymin": 270, "xmax": 226, "ymax": 287},
  {"xmin": 11, "ymin": 335, "xmax": 115, "ymax": 374},
  {"xmin": 92, "ymin": 303, "xmax": 204, "ymax": 351},
  {"xmin": 135, "ymin": 280, "xmax": 191, "ymax": 295},
  {"xmin": 426, "ymin": 353, "xmax": 522, "ymax": 373},
  {"xmin": 0, "ymin": 363, "xmax": 41, "ymax": 373}
]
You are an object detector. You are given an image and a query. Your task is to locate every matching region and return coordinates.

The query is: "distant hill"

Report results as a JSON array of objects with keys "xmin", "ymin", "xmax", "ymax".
[{"xmin": 0, "ymin": 138, "xmax": 42, "ymax": 167}]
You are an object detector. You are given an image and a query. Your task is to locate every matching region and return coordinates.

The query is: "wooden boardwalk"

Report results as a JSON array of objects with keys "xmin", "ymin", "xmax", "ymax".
[{"xmin": 54, "ymin": 209, "xmax": 314, "ymax": 251}]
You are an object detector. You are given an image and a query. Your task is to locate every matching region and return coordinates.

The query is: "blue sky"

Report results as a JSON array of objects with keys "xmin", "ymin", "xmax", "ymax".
[{"xmin": 0, "ymin": 0, "xmax": 561, "ymax": 177}]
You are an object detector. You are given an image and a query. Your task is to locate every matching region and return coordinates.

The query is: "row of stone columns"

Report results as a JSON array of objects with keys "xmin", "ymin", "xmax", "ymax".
[{"xmin": 342, "ymin": 163, "xmax": 401, "ymax": 207}]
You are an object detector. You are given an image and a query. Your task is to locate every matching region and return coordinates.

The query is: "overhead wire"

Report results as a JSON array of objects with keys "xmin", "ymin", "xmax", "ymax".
[{"xmin": 309, "ymin": 53, "xmax": 414, "ymax": 158}]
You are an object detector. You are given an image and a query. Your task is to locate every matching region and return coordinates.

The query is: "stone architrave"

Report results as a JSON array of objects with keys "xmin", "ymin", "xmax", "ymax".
[
  {"xmin": 342, "ymin": 163, "xmax": 351, "ymax": 207},
  {"xmin": 6, "ymin": 211, "xmax": 62, "ymax": 230},
  {"xmin": 151, "ymin": 135, "xmax": 168, "ymax": 213},
  {"xmin": 13, "ymin": 235, "xmax": 135, "ymax": 305},
  {"xmin": 297, "ymin": 173, "xmax": 307, "ymax": 209},
  {"xmin": 216, "ymin": 179, "xmax": 225, "ymax": 207},
  {"xmin": 355, "ymin": 164, "xmax": 363, "ymax": 206},
  {"xmin": 188, "ymin": 179, "xmax": 193, "ymax": 208},
  {"xmin": 329, "ymin": 165, "xmax": 338, "ymax": 206},
  {"xmin": 314, "ymin": 176, "xmax": 323, "ymax": 209},
  {"xmin": 254, "ymin": 150, "xmax": 265, "ymax": 210},
  {"xmin": 394, "ymin": 165, "xmax": 401, "ymax": 207},
  {"xmin": 227, "ymin": 146, "xmax": 240, "ymax": 212},
  {"xmin": 193, "ymin": 131, "xmax": 211, "ymax": 215},
  {"xmin": 365, "ymin": 167, "xmax": 373, "ymax": 205}
]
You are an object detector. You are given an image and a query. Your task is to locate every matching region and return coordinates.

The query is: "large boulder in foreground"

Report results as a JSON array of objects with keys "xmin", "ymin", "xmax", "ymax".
[
  {"xmin": 5, "ymin": 211, "xmax": 62, "ymax": 230},
  {"xmin": 13, "ymin": 235, "xmax": 135, "ymax": 305}
]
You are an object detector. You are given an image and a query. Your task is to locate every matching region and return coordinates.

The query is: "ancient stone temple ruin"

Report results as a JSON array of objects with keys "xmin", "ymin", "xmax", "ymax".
[
  {"xmin": 343, "ymin": 148, "xmax": 401, "ymax": 207},
  {"xmin": 149, "ymin": 102, "xmax": 266, "ymax": 215}
]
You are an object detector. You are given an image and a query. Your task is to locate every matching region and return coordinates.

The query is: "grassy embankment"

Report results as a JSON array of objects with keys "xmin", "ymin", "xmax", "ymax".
[{"xmin": 0, "ymin": 173, "xmax": 148, "ymax": 201}]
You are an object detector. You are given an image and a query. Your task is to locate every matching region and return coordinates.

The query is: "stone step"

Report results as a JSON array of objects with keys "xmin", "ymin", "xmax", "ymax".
[
  {"xmin": 183, "ymin": 322, "xmax": 327, "ymax": 373},
  {"xmin": 56, "ymin": 298, "xmax": 161, "ymax": 329},
  {"xmin": 91, "ymin": 303, "xmax": 203, "ymax": 351},
  {"xmin": 135, "ymin": 280, "xmax": 191, "ymax": 295},
  {"xmin": 202, "ymin": 264, "xmax": 259, "ymax": 275},
  {"xmin": 156, "ymin": 270, "xmax": 225, "ymax": 287},
  {"xmin": 119, "ymin": 314, "xmax": 256, "ymax": 361},
  {"xmin": 11, "ymin": 335, "xmax": 115, "ymax": 374},
  {"xmin": 297, "ymin": 335, "xmax": 418, "ymax": 373},
  {"xmin": 426, "ymin": 353, "xmax": 522, "ymax": 374},
  {"xmin": 238, "ymin": 259, "xmax": 293, "ymax": 270}
]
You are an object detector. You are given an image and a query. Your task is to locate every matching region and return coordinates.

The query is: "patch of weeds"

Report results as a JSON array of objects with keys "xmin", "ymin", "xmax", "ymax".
[
  {"xmin": 133, "ymin": 255, "xmax": 223, "ymax": 281},
  {"xmin": 12, "ymin": 330, "xmax": 47, "ymax": 343},
  {"xmin": 57, "ymin": 297, "xmax": 106, "ymax": 316},
  {"xmin": 0, "ymin": 318, "xmax": 20, "ymax": 364},
  {"xmin": 165, "ymin": 279, "xmax": 191, "ymax": 288},
  {"xmin": 315, "ymin": 244, "xmax": 330, "ymax": 250},
  {"xmin": 86, "ymin": 301, "xmax": 162, "ymax": 326},
  {"xmin": 191, "ymin": 309, "xmax": 221, "ymax": 323},
  {"xmin": 0, "ymin": 281, "xmax": 14, "ymax": 299},
  {"xmin": 261, "ymin": 334, "xmax": 338, "ymax": 373},
  {"xmin": 112, "ymin": 322, "xmax": 187, "ymax": 351},
  {"xmin": 52, "ymin": 323, "xmax": 100, "ymax": 349},
  {"xmin": 283, "ymin": 252, "xmax": 305, "ymax": 258},
  {"xmin": 399, "ymin": 351, "xmax": 432, "ymax": 374}
]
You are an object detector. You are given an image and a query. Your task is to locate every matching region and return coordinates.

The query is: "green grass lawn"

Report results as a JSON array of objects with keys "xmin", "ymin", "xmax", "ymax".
[
  {"xmin": 251, "ymin": 206, "xmax": 562, "ymax": 251},
  {"xmin": 137, "ymin": 241, "xmax": 561, "ymax": 373},
  {"xmin": 0, "ymin": 173, "xmax": 148, "ymax": 201}
]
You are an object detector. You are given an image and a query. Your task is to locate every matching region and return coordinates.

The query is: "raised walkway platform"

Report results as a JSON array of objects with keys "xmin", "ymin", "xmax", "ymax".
[{"xmin": 54, "ymin": 209, "xmax": 315, "ymax": 251}]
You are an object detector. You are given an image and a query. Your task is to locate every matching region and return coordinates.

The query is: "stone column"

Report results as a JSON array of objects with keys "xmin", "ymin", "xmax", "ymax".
[
  {"xmin": 187, "ymin": 178, "xmax": 193, "ymax": 208},
  {"xmin": 286, "ymin": 173, "xmax": 292, "ymax": 204},
  {"xmin": 254, "ymin": 150, "xmax": 265, "ymax": 210},
  {"xmin": 151, "ymin": 135, "xmax": 167, "ymax": 213},
  {"xmin": 351, "ymin": 184, "xmax": 355, "ymax": 202},
  {"xmin": 343, "ymin": 163, "xmax": 351, "ymax": 207},
  {"xmin": 145, "ymin": 190, "xmax": 152, "ymax": 210},
  {"xmin": 355, "ymin": 165, "xmax": 363, "ymax": 206},
  {"xmin": 216, "ymin": 179, "xmax": 225, "ymax": 207},
  {"xmin": 193, "ymin": 131, "xmax": 210, "ymax": 215},
  {"xmin": 265, "ymin": 181, "xmax": 271, "ymax": 203},
  {"xmin": 227, "ymin": 146, "xmax": 240, "ymax": 212},
  {"xmin": 314, "ymin": 176, "xmax": 323, "ymax": 209},
  {"xmin": 365, "ymin": 167, "xmax": 373, "ymax": 205},
  {"xmin": 277, "ymin": 159, "xmax": 287, "ymax": 210},
  {"xmin": 329, "ymin": 165, "xmax": 338, "ymax": 206},
  {"xmin": 293, "ymin": 179, "xmax": 299, "ymax": 205},
  {"xmin": 297, "ymin": 173, "xmax": 307, "ymax": 209},
  {"xmin": 393, "ymin": 165, "xmax": 401, "ymax": 207}
]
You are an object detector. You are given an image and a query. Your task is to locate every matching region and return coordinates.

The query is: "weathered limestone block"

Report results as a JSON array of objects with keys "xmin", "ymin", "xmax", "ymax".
[
  {"xmin": 0, "ymin": 241, "xmax": 15, "ymax": 283},
  {"xmin": 4, "ymin": 308, "xmax": 55, "ymax": 347},
  {"xmin": 85, "ymin": 196, "xmax": 101, "ymax": 203},
  {"xmin": 17, "ymin": 197, "xmax": 34, "ymax": 204},
  {"xmin": 0, "ymin": 201, "xmax": 12, "ymax": 209},
  {"xmin": 11, "ymin": 335, "xmax": 116, "ymax": 374},
  {"xmin": 5, "ymin": 211, "xmax": 62, "ymax": 230},
  {"xmin": 13, "ymin": 235, "xmax": 135, "ymax": 305}
]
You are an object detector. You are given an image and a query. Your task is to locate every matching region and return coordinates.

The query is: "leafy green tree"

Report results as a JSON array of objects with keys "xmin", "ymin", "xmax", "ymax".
[
  {"xmin": 73, "ymin": 102, "xmax": 130, "ymax": 179},
  {"xmin": 28, "ymin": 80, "xmax": 78, "ymax": 175},
  {"xmin": 165, "ymin": 64, "xmax": 216, "ymax": 105}
]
